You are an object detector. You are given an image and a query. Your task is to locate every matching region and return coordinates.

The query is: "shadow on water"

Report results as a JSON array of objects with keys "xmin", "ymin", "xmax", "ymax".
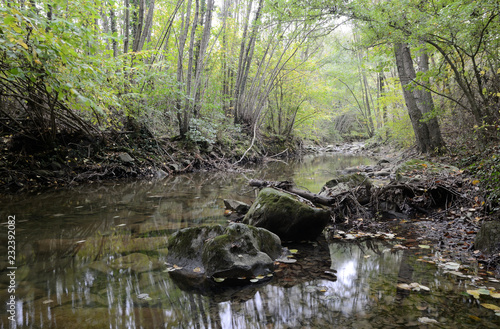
[{"xmin": 0, "ymin": 154, "xmax": 499, "ymax": 328}]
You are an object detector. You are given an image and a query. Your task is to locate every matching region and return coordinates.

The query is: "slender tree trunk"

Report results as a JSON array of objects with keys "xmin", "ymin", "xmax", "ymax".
[
  {"xmin": 137, "ymin": 0, "xmax": 155, "ymax": 52},
  {"xmin": 235, "ymin": 0, "xmax": 264, "ymax": 125},
  {"xmin": 233, "ymin": 0, "xmax": 254, "ymax": 124},
  {"xmin": 176, "ymin": 0, "xmax": 193, "ymax": 137},
  {"xmin": 123, "ymin": 0, "xmax": 130, "ymax": 53},
  {"xmin": 101, "ymin": 6, "xmax": 111, "ymax": 52},
  {"xmin": 110, "ymin": 7, "xmax": 118, "ymax": 57},
  {"xmin": 378, "ymin": 72, "xmax": 389, "ymax": 139},
  {"xmin": 192, "ymin": 0, "xmax": 214, "ymax": 117}
]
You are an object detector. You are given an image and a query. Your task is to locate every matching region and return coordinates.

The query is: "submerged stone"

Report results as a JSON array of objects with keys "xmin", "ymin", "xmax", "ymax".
[{"xmin": 243, "ymin": 187, "xmax": 330, "ymax": 241}]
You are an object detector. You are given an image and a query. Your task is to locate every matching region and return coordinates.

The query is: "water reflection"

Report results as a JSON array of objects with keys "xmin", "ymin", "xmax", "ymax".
[{"xmin": 1, "ymin": 154, "xmax": 500, "ymax": 328}]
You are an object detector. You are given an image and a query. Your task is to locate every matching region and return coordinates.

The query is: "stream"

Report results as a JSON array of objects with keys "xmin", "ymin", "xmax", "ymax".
[{"xmin": 1, "ymin": 154, "xmax": 500, "ymax": 328}]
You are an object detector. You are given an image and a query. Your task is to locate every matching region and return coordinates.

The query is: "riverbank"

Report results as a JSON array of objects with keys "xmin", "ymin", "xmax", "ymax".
[{"xmin": 0, "ymin": 127, "xmax": 301, "ymax": 194}]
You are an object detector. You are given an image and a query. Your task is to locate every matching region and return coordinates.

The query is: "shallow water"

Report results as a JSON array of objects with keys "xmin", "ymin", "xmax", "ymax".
[{"xmin": 1, "ymin": 154, "xmax": 500, "ymax": 328}]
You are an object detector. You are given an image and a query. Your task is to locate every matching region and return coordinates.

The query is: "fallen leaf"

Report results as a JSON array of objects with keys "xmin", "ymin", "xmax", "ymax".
[
  {"xmin": 467, "ymin": 290, "xmax": 481, "ymax": 299},
  {"xmin": 193, "ymin": 267, "xmax": 201, "ymax": 273},
  {"xmin": 481, "ymin": 303, "xmax": 500, "ymax": 311},
  {"xmin": 418, "ymin": 317, "xmax": 438, "ymax": 324}
]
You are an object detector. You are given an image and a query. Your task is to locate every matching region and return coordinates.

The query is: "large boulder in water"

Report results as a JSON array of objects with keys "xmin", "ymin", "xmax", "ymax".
[
  {"xmin": 243, "ymin": 187, "xmax": 330, "ymax": 241},
  {"xmin": 167, "ymin": 223, "xmax": 283, "ymax": 281}
]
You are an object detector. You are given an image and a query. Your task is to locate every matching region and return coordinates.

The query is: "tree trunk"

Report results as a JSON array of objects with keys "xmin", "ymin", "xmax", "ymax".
[
  {"xmin": 123, "ymin": 0, "xmax": 130, "ymax": 53},
  {"xmin": 132, "ymin": 0, "xmax": 144, "ymax": 52},
  {"xmin": 137, "ymin": 0, "xmax": 155, "ymax": 52},
  {"xmin": 192, "ymin": 0, "xmax": 214, "ymax": 118},
  {"xmin": 394, "ymin": 42, "xmax": 431, "ymax": 153},
  {"xmin": 176, "ymin": 0, "xmax": 193, "ymax": 138},
  {"xmin": 416, "ymin": 49, "xmax": 445, "ymax": 152},
  {"xmin": 232, "ymin": 0, "xmax": 254, "ymax": 124},
  {"xmin": 110, "ymin": 7, "xmax": 118, "ymax": 57}
]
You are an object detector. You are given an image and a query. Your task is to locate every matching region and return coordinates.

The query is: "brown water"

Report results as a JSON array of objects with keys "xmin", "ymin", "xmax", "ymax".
[{"xmin": 1, "ymin": 154, "xmax": 500, "ymax": 328}]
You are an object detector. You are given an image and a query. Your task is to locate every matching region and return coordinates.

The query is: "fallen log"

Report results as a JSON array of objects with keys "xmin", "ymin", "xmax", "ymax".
[{"xmin": 248, "ymin": 179, "xmax": 335, "ymax": 206}]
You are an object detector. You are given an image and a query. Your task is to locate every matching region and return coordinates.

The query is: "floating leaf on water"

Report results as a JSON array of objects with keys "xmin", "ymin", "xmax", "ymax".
[
  {"xmin": 467, "ymin": 290, "xmax": 481, "ymax": 299},
  {"xmin": 75, "ymin": 206, "xmax": 84, "ymax": 209},
  {"xmin": 193, "ymin": 267, "xmax": 201, "ymax": 273},
  {"xmin": 364, "ymin": 255, "xmax": 371, "ymax": 259},
  {"xmin": 137, "ymin": 293, "xmax": 149, "ymax": 299},
  {"xmin": 397, "ymin": 283, "xmax": 411, "ymax": 290},
  {"xmin": 75, "ymin": 240, "xmax": 86, "ymax": 244},
  {"xmin": 468, "ymin": 315, "xmax": 481, "ymax": 321},
  {"xmin": 418, "ymin": 245, "xmax": 431, "ymax": 249},
  {"xmin": 443, "ymin": 262, "xmax": 460, "ymax": 270},
  {"xmin": 418, "ymin": 317, "xmax": 438, "ymax": 324},
  {"xmin": 445, "ymin": 270, "xmax": 467, "ymax": 278},
  {"xmin": 250, "ymin": 279, "xmax": 259, "ymax": 283},
  {"xmin": 289, "ymin": 249, "xmax": 298, "ymax": 254},
  {"xmin": 481, "ymin": 303, "xmax": 500, "ymax": 311},
  {"xmin": 255, "ymin": 275, "xmax": 266, "ymax": 280},
  {"xmin": 393, "ymin": 244, "xmax": 407, "ymax": 250},
  {"xmin": 42, "ymin": 300, "xmax": 54, "ymax": 304},
  {"xmin": 478, "ymin": 289, "xmax": 491, "ymax": 295},
  {"xmin": 490, "ymin": 292, "xmax": 500, "ymax": 298},
  {"xmin": 267, "ymin": 273, "xmax": 274, "ymax": 277},
  {"xmin": 116, "ymin": 224, "xmax": 126, "ymax": 227},
  {"xmin": 213, "ymin": 277, "xmax": 225, "ymax": 283},
  {"xmin": 277, "ymin": 257, "xmax": 297, "ymax": 264}
]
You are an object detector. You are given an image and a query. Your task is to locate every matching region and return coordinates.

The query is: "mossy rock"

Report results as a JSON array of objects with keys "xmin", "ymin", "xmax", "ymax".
[
  {"xmin": 167, "ymin": 223, "xmax": 283, "ymax": 280},
  {"xmin": 202, "ymin": 224, "xmax": 281, "ymax": 278},
  {"xmin": 167, "ymin": 225, "xmax": 226, "ymax": 271},
  {"xmin": 243, "ymin": 188, "xmax": 330, "ymax": 241}
]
